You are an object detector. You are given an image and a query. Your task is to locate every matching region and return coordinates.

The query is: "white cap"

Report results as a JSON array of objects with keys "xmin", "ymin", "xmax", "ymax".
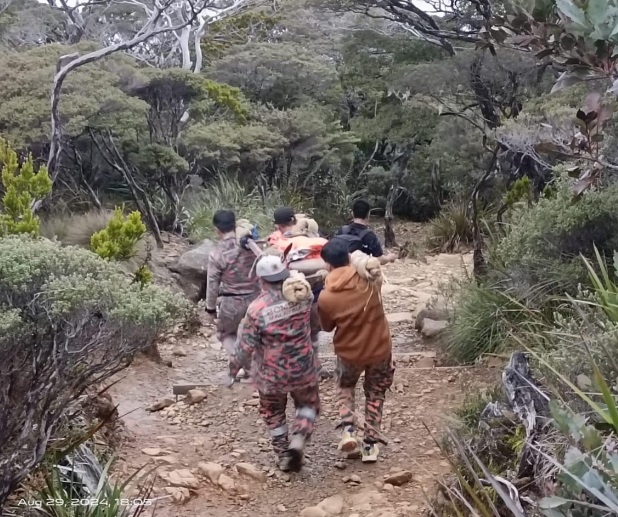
[{"xmin": 255, "ymin": 255, "xmax": 290, "ymax": 282}]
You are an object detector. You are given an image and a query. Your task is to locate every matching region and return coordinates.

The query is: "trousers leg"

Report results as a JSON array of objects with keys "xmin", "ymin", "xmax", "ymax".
[
  {"xmin": 335, "ymin": 358, "xmax": 363, "ymax": 428},
  {"xmin": 290, "ymin": 384, "xmax": 320, "ymax": 442},
  {"xmin": 258, "ymin": 391, "xmax": 289, "ymax": 455},
  {"xmin": 362, "ymin": 356, "xmax": 395, "ymax": 444}
]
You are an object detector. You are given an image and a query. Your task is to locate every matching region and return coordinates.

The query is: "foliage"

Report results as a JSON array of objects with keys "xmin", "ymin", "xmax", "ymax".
[
  {"xmin": 35, "ymin": 457, "xmax": 155, "ymax": 517},
  {"xmin": 490, "ymin": 0, "xmax": 618, "ymax": 93},
  {"xmin": 0, "ymin": 138, "xmax": 52, "ymax": 237},
  {"xmin": 494, "ymin": 174, "xmax": 618, "ymax": 294},
  {"xmin": 427, "ymin": 198, "xmax": 473, "ymax": 253},
  {"xmin": 445, "ymin": 281, "xmax": 550, "ymax": 363},
  {"xmin": 0, "ymin": 234, "xmax": 189, "ymax": 505},
  {"xmin": 90, "ymin": 208, "xmax": 146, "ymax": 261},
  {"xmin": 185, "ymin": 177, "xmax": 310, "ymax": 241},
  {"xmin": 503, "ymin": 176, "xmax": 533, "ymax": 208}
]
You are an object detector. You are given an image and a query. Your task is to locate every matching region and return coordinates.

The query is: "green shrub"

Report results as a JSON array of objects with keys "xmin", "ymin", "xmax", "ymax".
[
  {"xmin": 494, "ymin": 175, "xmax": 618, "ymax": 294},
  {"xmin": 90, "ymin": 208, "xmax": 146, "ymax": 260},
  {"xmin": 0, "ymin": 235, "xmax": 189, "ymax": 505},
  {"xmin": 0, "ymin": 138, "xmax": 52, "ymax": 237},
  {"xmin": 185, "ymin": 176, "xmax": 310, "ymax": 242},
  {"xmin": 41, "ymin": 210, "xmax": 113, "ymax": 247}
]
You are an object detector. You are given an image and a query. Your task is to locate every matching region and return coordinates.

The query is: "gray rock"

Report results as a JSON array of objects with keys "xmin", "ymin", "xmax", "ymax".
[
  {"xmin": 420, "ymin": 318, "xmax": 448, "ymax": 338},
  {"xmin": 170, "ymin": 239, "xmax": 216, "ymax": 301},
  {"xmin": 414, "ymin": 307, "xmax": 449, "ymax": 330}
]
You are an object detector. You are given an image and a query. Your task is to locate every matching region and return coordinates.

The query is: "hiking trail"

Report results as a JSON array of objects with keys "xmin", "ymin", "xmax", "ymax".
[{"xmin": 110, "ymin": 242, "xmax": 496, "ymax": 517}]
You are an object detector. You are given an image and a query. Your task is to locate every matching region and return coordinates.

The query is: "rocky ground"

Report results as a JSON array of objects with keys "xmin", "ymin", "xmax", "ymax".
[{"xmin": 109, "ymin": 244, "xmax": 498, "ymax": 517}]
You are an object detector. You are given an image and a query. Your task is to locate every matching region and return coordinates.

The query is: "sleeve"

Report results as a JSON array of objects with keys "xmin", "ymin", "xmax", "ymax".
[
  {"xmin": 317, "ymin": 295, "xmax": 336, "ymax": 332},
  {"xmin": 205, "ymin": 251, "xmax": 221, "ymax": 311},
  {"xmin": 364, "ymin": 231, "xmax": 384, "ymax": 258},
  {"xmin": 309, "ymin": 302, "xmax": 321, "ymax": 342},
  {"xmin": 229, "ymin": 313, "xmax": 259, "ymax": 377}
]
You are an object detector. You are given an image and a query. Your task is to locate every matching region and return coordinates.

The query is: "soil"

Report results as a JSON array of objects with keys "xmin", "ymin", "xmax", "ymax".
[{"xmin": 109, "ymin": 230, "xmax": 498, "ymax": 517}]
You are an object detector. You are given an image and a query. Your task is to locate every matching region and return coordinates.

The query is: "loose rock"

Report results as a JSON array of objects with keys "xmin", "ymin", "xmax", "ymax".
[
  {"xmin": 184, "ymin": 389, "xmax": 207, "ymax": 405},
  {"xmin": 236, "ymin": 462, "xmax": 267, "ymax": 482},
  {"xmin": 384, "ymin": 471, "xmax": 413, "ymax": 487},
  {"xmin": 141, "ymin": 447, "xmax": 163, "ymax": 457},
  {"xmin": 164, "ymin": 486, "xmax": 190, "ymax": 504},
  {"xmin": 146, "ymin": 398, "xmax": 174, "ymax": 412},
  {"xmin": 198, "ymin": 462, "xmax": 224, "ymax": 484},
  {"xmin": 318, "ymin": 494, "xmax": 344, "ymax": 515},
  {"xmin": 420, "ymin": 318, "xmax": 448, "ymax": 338},
  {"xmin": 160, "ymin": 469, "xmax": 199, "ymax": 489},
  {"xmin": 300, "ymin": 507, "xmax": 327, "ymax": 517},
  {"xmin": 218, "ymin": 473, "xmax": 236, "ymax": 492}
]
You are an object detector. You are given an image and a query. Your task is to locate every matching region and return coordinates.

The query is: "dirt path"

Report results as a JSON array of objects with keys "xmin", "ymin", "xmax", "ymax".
[{"xmin": 110, "ymin": 252, "xmax": 495, "ymax": 517}]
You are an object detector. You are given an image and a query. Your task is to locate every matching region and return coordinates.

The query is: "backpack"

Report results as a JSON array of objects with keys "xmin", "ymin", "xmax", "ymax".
[{"xmin": 336, "ymin": 225, "xmax": 370, "ymax": 253}]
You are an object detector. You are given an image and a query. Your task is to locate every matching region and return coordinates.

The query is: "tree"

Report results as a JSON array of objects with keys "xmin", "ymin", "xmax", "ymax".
[
  {"xmin": 47, "ymin": 0, "xmax": 257, "ymax": 187},
  {"xmin": 0, "ymin": 139, "xmax": 52, "ymax": 237}
]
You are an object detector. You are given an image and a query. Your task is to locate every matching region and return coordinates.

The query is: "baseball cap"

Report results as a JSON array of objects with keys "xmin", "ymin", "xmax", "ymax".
[
  {"xmin": 255, "ymin": 255, "xmax": 291, "ymax": 282},
  {"xmin": 273, "ymin": 207, "xmax": 296, "ymax": 225}
]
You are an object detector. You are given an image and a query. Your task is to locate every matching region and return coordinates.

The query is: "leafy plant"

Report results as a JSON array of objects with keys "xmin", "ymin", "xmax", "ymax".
[
  {"xmin": 35, "ymin": 456, "xmax": 155, "ymax": 517},
  {"xmin": 90, "ymin": 208, "xmax": 146, "ymax": 261},
  {"xmin": 0, "ymin": 138, "xmax": 52, "ymax": 237},
  {"xmin": 490, "ymin": 0, "xmax": 618, "ymax": 93},
  {"xmin": 0, "ymin": 235, "xmax": 189, "ymax": 505}
]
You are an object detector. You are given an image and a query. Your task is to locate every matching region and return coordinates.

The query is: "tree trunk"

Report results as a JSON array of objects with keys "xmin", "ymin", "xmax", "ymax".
[
  {"xmin": 384, "ymin": 145, "xmax": 413, "ymax": 248},
  {"xmin": 90, "ymin": 130, "xmax": 164, "ymax": 248}
]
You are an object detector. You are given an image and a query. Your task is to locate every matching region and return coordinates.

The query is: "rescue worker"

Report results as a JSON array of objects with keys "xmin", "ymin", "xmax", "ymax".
[
  {"xmin": 318, "ymin": 237, "xmax": 394, "ymax": 463},
  {"xmin": 205, "ymin": 209, "xmax": 260, "ymax": 377},
  {"xmin": 228, "ymin": 255, "xmax": 320, "ymax": 472}
]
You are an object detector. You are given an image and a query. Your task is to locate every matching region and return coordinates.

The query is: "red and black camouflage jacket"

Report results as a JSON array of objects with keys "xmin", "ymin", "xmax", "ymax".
[{"xmin": 229, "ymin": 287, "xmax": 318, "ymax": 394}]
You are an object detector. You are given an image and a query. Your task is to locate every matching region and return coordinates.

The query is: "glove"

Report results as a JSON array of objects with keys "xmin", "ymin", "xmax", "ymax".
[{"xmin": 239, "ymin": 235, "xmax": 253, "ymax": 250}]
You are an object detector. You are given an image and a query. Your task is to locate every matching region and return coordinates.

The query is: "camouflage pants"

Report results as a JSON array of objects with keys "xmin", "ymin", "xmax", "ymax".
[
  {"xmin": 259, "ymin": 385, "xmax": 321, "ymax": 455},
  {"xmin": 216, "ymin": 294, "xmax": 254, "ymax": 344},
  {"xmin": 335, "ymin": 355, "xmax": 395, "ymax": 444}
]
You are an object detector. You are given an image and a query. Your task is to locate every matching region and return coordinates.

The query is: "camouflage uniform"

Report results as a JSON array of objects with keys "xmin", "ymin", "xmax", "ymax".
[
  {"xmin": 229, "ymin": 288, "xmax": 320, "ymax": 456},
  {"xmin": 205, "ymin": 234, "xmax": 260, "ymax": 351},
  {"xmin": 335, "ymin": 356, "xmax": 395, "ymax": 444}
]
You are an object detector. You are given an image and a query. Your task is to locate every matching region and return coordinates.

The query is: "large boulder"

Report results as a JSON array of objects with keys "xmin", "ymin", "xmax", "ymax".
[{"xmin": 170, "ymin": 239, "xmax": 216, "ymax": 301}]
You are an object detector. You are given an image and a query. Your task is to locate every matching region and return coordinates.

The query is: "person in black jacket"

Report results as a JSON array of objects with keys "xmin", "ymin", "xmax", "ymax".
[{"xmin": 335, "ymin": 200, "xmax": 397, "ymax": 265}]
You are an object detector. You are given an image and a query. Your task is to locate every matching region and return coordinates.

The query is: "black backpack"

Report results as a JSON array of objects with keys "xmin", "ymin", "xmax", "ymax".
[{"xmin": 336, "ymin": 225, "xmax": 370, "ymax": 253}]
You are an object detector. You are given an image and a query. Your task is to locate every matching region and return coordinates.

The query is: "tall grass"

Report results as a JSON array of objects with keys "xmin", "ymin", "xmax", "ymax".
[
  {"xmin": 445, "ymin": 281, "xmax": 552, "ymax": 364},
  {"xmin": 40, "ymin": 210, "xmax": 113, "ymax": 247},
  {"xmin": 185, "ymin": 176, "xmax": 310, "ymax": 242},
  {"xmin": 427, "ymin": 199, "xmax": 473, "ymax": 253}
]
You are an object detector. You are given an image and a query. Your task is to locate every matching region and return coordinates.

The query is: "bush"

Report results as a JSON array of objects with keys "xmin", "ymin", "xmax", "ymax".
[
  {"xmin": 90, "ymin": 208, "xmax": 147, "ymax": 260},
  {"xmin": 493, "ymin": 176, "xmax": 618, "ymax": 294},
  {"xmin": 185, "ymin": 176, "xmax": 310, "ymax": 242},
  {"xmin": 41, "ymin": 210, "xmax": 113, "ymax": 247},
  {"xmin": 427, "ymin": 198, "xmax": 473, "ymax": 253},
  {"xmin": 0, "ymin": 235, "xmax": 189, "ymax": 505},
  {"xmin": 0, "ymin": 138, "xmax": 52, "ymax": 237}
]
